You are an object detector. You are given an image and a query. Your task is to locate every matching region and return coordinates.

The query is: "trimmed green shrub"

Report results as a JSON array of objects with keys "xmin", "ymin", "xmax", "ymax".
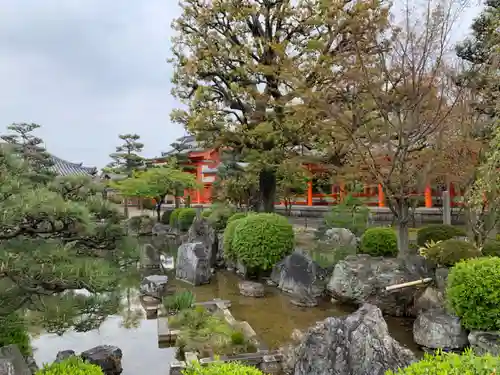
[
  {"xmin": 385, "ymin": 349, "xmax": 500, "ymax": 375},
  {"xmin": 161, "ymin": 209, "xmax": 174, "ymax": 225},
  {"xmin": 223, "ymin": 217, "xmax": 245, "ymax": 261},
  {"xmin": 37, "ymin": 356, "xmax": 104, "ymax": 374},
  {"xmin": 359, "ymin": 227, "xmax": 398, "ymax": 257},
  {"xmin": 231, "ymin": 213, "xmax": 294, "ymax": 270},
  {"xmin": 447, "ymin": 257, "xmax": 500, "ymax": 331},
  {"xmin": 169, "ymin": 208, "xmax": 183, "ymax": 228},
  {"xmin": 141, "ymin": 199, "xmax": 155, "ymax": 210},
  {"xmin": 423, "ymin": 239, "xmax": 481, "ymax": 267},
  {"xmin": 227, "ymin": 212, "xmax": 248, "ymax": 224},
  {"xmin": 201, "ymin": 209, "xmax": 212, "ymax": 218},
  {"xmin": 0, "ymin": 313, "xmax": 31, "ymax": 357},
  {"xmin": 481, "ymin": 239, "xmax": 500, "ymax": 257},
  {"xmin": 178, "ymin": 208, "xmax": 196, "ymax": 231},
  {"xmin": 183, "ymin": 361, "xmax": 263, "ymax": 375},
  {"xmin": 417, "ymin": 224, "xmax": 466, "ymax": 246}
]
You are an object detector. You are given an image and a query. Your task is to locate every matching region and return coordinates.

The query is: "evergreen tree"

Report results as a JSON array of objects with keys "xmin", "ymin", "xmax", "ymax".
[
  {"xmin": 0, "ymin": 148, "xmax": 139, "ymax": 334},
  {"xmin": 1, "ymin": 122, "xmax": 56, "ymax": 184},
  {"xmin": 105, "ymin": 134, "xmax": 144, "ymax": 217}
]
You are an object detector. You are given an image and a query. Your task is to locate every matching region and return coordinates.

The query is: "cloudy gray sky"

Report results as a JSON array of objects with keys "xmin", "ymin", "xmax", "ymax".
[{"xmin": 0, "ymin": 1, "xmax": 482, "ymax": 169}]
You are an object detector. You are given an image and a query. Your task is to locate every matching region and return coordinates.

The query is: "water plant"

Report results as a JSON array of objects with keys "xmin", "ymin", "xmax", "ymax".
[{"xmin": 162, "ymin": 291, "xmax": 195, "ymax": 313}]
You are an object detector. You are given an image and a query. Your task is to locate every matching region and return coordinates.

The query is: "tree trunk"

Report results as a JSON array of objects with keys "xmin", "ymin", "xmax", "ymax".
[
  {"xmin": 259, "ymin": 168, "xmax": 276, "ymax": 213},
  {"xmin": 124, "ymin": 198, "xmax": 129, "ymax": 218},
  {"xmin": 156, "ymin": 197, "xmax": 163, "ymax": 222},
  {"xmin": 395, "ymin": 199, "xmax": 411, "ymax": 257}
]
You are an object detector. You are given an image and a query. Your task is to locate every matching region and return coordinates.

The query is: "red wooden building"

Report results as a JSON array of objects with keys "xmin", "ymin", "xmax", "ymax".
[{"xmin": 152, "ymin": 136, "xmax": 464, "ymax": 208}]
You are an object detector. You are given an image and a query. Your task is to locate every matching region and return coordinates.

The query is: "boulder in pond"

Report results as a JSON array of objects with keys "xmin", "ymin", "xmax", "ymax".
[
  {"xmin": 0, "ymin": 345, "xmax": 32, "ymax": 375},
  {"xmin": 323, "ymin": 228, "xmax": 359, "ymax": 248},
  {"xmin": 139, "ymin": 275, "xmax": 169, "ymax": 299},
  {"xmin": 140, "ymin": 243, "xmax": 160, "ymax": 269},
  {"xmin": 413, "ymin": 309, "xmax": 468, "ymax": 350},
  {"xmin": 327, "ymin": 254, "xmax": 432, "ymax": 317},
  {"xmin": 80, "ymin": 345, "xmax": 123, "ymax": 375},
  {"xmin": 238, "ymin": 281, "xmax": 265, "ymax": 297},
  {"xmin": 175, "ymin": 242, "xmax": 211, "ymax": 286},
  {"xmin": 469, "ymin": 331, "xmax": 500, "ymax": 356},
  {"xmin": 413, "ymin": 286, "xmax": 445, "ymax": 314},
  {"xmin": 186, "ymin": 217, "xmax": 218, "ymax": 267},
  {"xmin": 290, "ymin": 304, "xmax": 416, "ymax": 375},
  {"xmin": 271, "ymin": 250, "xmax": 329, "ymax": 298},
  {"xmin": 152, "ymin": 222, "xmax": 171, "ymax": 236},
  {"xmin": 55, "ymin": 350, "xmax": 76, "ymax": 362}
]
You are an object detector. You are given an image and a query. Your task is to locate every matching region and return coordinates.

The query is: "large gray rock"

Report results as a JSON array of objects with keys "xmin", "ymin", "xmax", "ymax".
[
  {"xmin": 468, "ymin": 331, "xmax": 500, "ymax": 356},
  {"xmin": 324, "ymin": 228, "xmax": 359, "ymax": 248},
  {"xmin": 413, "ymin": 309, "xmax": 468, "ymax": 350},
  {"xmin": 152, "ymin": 222, "xmax": 171, "ymax": 236},
  {"xmin": 139, "ymin": 275, "xmax": 169, "ymax": 299},
  {"xmin": 0, "ymin": 345, "xmax": 31, "ymax": 375},
  {"xmin": 186, "ymin": 217, "xmax": 218, "ymax": 267},
  {"xmin": 55, "ymin": 350, "xmax": 75, "ymax": 363},
  {"xmin": 238, "ymin": 281, "xmax": 265, "ymax": 297},
  {"xmin": 413, "ymin": 286, "xmax": 445, "ymax": 314},
  {"xmin": 327, "ymin": 254, "xmax": 431, "ymax": 317},
  {"xmin": 271, "ymin": 250, "xmax": 329, "ymax": 298},
  {"xmin": 140, "ymin": 243, "xmax": 160, "ymax": 268},
  {"xmin": 291, "ymin": 304, "xmax": 416, "ymax": 375},
  {"xmin": 80, "ymin": 345, "xmax": 123, "ymax": 375},
  {"xmin": 175, "ymin": 242, "xmax": 211, "ymax": 285}
]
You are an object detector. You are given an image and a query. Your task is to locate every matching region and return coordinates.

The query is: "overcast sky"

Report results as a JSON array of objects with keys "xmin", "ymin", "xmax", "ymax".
[{"xmin": 0, "ymin": 1, "xmax": 482, "ymax": 169}]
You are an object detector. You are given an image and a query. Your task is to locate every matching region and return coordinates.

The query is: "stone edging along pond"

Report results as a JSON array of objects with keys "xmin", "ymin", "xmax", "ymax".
[{"xmin": 152, "ymin": 298, "xmax": 283, "ymax": 375}]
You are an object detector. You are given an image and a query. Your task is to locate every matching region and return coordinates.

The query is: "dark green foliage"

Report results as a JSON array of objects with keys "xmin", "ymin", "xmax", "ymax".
[
  {"xmin": 161, "ymin": 209, "xmax": 174, "ymax": 225},
  {"xmin": 141, "ymin": 199, "xmax": 155, "ymax": 210},
  {"xmin": 385, "ymin": 349, "xmax": 500, "ymax": 375},
  {"xmin": 424, "ymin": 239, "xmax": 481, "ymax": 267},
  {"xmin": 323, "ymin": 195, "xmax": 370, "ymax": 237},
  {"xmin": 170, "ymin": 208, "xmax": 183, "ymax": 228},
  {"xmin": 230, "ymin": 331, "xmax": 245, "ymax": 345},
  {"xmin": 230, "ymin": 213, "xmax": 294, "ymax": 270},
  {"xmin": 178, "ymin": 208, "xmax": 196, "ymax": 231},
  {"xmin": 359, "ymin": 227, "xmax": 398, "ymax": 257},
  {"xmin": 481, "ymin": 239, "xmax": 500, "ymax": 257},
  {"xmin": 417, "ymin": 225, "xmax": 467, "ymax": 246},
  {"xmin": 447, "ymin": 257, "xmax": 500, "ymax": 331},
  {"xmin": 207, "ymin": 203, "xmax": 236, "ymax": 231},
  {"xmin": 162, "ymin": 291, "xmax": 195, "ymax": 313},
  {"xmin": 223, "ymin": 218, "xmax": 244, "ymax": 261},
  {"xmin": 183, "ymin": 361, "xmax": 263, "ymax": 375},
  {"xmin": 0, "ymin": 313, "xmax": 31, "ymax": 357},
  {"xmin": 37, "ymin": 356, "xmax": 104, "ymax": 375},
  {"xmin": 310, "ymin": 245, "xmax": 357, "ymax": 268}
]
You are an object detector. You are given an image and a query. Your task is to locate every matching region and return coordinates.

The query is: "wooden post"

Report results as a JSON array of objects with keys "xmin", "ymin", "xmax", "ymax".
[
  {"xmin": 307, "ymin": 180, "xmax": 313, "ymax": 206},
  {"xmin": 442, "ymin": 190, "xmax": 451, "ymax": 225},
  {"xmin": 425, "ymin": 184, "xmax": 432, "ymax": 208},
  {"xmin": 378, "ymin": 184, "xmax": 385, "ymax": 207}
]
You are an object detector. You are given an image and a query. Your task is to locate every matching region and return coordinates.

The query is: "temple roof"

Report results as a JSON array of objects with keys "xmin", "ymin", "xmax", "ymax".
[{"xmin": 49, "ymin": 154, "xmax": 97, "ymax": 177}]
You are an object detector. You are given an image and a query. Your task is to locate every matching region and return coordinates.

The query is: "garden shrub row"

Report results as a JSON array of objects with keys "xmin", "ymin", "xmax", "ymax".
[
  {"xmin": 168, "ymin": 207, "xmax": 196, "ymax": 231},
  {"xmin": 416, "ymin": 224, "xmax": 466, "ymax": 246},
  {"xmin": 359, "ymin": 227, "xmax": 398, "ymax": 257}
]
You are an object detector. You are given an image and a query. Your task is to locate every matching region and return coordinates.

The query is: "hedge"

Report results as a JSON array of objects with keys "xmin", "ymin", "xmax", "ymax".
[
  {"xmin": 359, "ymin": 227, "xmax": 398, "ymax": 257},
  {"xmin": 423, "ymin": 239, "xmax": 481, "ymax": 267},
  {"xmin": 230, "ymin": 213, "xmax": 294, "ymax": 270},
  {"xmin": 36, "ymin": 356, "xmax": 104, "ymax": 375},
  {"xmin": 447, "ymin": 257, "xmax": 500, "ymax": 331},
  {"xmin": 169, "ymin": 208, "xmax": 184, "ymax": 228},
  {"xmin": 417, "ymin": 224, "xmax": 466, "ymax": 246},
  {"xmin": 178, "ymin": 208, "xmax": 197, "ymax": 231},
  {"xmin": 182, "ymin": 360, "xmax": 263, "ymax": 375}
]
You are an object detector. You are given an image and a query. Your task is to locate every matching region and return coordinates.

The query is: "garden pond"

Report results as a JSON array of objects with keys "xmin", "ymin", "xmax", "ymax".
[{"xmin": 30, "ymin": 237, "xmax": 421, "ymax": 375}]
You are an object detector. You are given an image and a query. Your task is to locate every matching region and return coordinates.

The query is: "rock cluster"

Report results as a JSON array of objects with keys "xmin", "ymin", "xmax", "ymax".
[{"xmin": 55, "ymin": 345, "xmax": 123, "ymax": 375}]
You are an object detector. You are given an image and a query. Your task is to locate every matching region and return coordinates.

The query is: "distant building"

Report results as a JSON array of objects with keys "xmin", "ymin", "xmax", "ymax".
[{"xmin": 49, "ymin": 154, "xmax": 97, "ymax": 177}]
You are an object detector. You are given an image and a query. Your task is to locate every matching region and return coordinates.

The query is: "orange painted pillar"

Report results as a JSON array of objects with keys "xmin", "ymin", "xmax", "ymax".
[
  {"xmin": 307, "ymin": 180, "xmax": 313, "ymax": 206},
  {"xmin": 378, "ymin": 184, "xmax": 385, "ymax": 207},
  {"xmin": 424, "ymin": 184, "xmax": 432, "ymax": 208},
  {"xmin": 196, "ymin": 164, "xmax": 202, "ymax": 204},
  {"xmin": 339, "ymin": 181, "xmax": 346, "ymax": 202}
]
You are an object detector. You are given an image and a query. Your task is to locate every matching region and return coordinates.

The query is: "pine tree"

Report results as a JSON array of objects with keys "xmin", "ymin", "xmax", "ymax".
[
  {"xmin": 1, "ymin": 122, "xmax": 56, "ymax": 184},
  {"xmin": 105, "ymin": 134, "xmax": 144, "ymax": 217}
]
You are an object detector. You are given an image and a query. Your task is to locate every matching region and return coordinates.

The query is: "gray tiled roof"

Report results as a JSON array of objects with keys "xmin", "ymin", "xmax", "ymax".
[{"xmin": 49, "ymin": 155, "xmax": 97, "ymax": 177}]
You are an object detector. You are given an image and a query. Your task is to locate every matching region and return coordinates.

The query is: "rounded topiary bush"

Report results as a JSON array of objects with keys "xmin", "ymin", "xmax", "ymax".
[
  {"xmin": 207, "ymin": 204, "xmax": 235, "ymax": 231},
  {"xmin": 169, "ymin": 208, "xmax": 183, "ymax": 228},
  {"xmin": 359, "ymin": 227, "xmax": 398, "ymax": 257},
  {"xmin": 161, "ymin": 209, "xmax": 174, "ymax": 225},
  {"xmin": 37, "ymin": 356, "xmax": 104, "ymax": 374},
  {"xmin": 386, "ymin": 350, "xmax": 500, "ymax": 375},
  {"xmin": 0, "ymin": 313, "xmax": 31, "ymax": 357},
  {"xmin": 417, "ymin": 224, "xmax": 466, "ymax": 246},
  {"xmin": 447, "ymin": 257, "xmax": 500, "ymax": 331},
  {"xmin": 183, "ymin": 360, "xmax": 263, "ymax": 375},
  {"xmin": 481, "ymin": 239, "xmax": 500, "ymax": 257},
  {"xmin": 178, "ymin": 208, "xmax": 196, "ymax": 231},
  {"xmin": 423, "ymin": 239, "xmax": 481, "ymax": 267},
  {"xmin": 223, "ymin": 217, "xmax": 246, "ymax": 261},
  {"xmin": 231, "ymin": 213, "xmax": 294, "ymax": 270}
]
